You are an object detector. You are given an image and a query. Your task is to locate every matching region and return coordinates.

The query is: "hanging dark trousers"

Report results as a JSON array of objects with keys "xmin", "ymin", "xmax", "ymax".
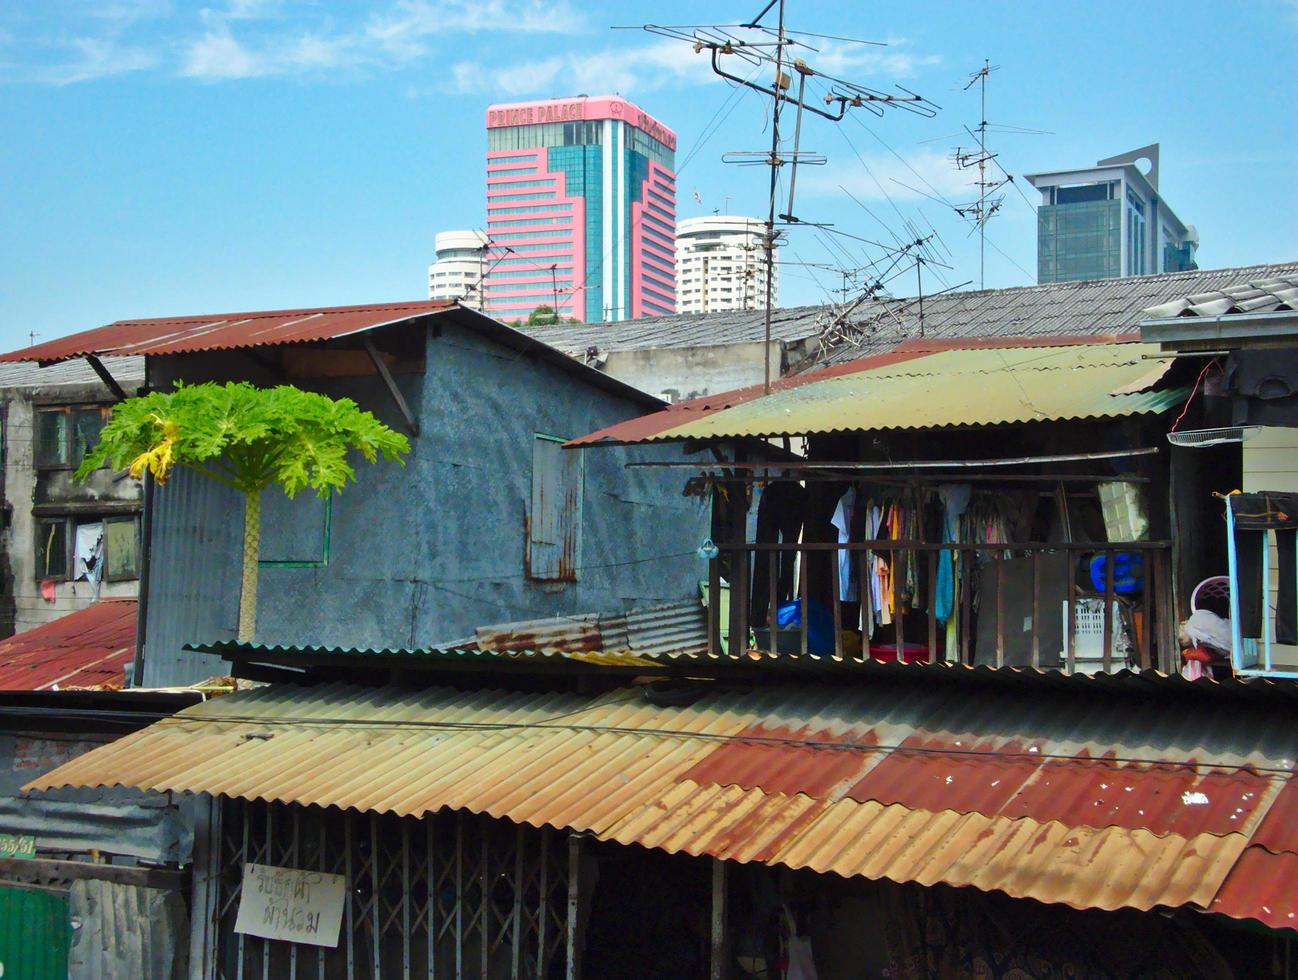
[
  {"xmin": 1231, "ymin": 492, "xmax": 1298, "ymax": 645},
  {"xmin": 751, "ymin": 481, "xmax": 807, "ymax": 628}
]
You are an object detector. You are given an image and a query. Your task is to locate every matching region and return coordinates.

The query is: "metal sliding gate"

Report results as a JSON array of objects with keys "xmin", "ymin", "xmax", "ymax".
[{"xmin": 214, "ymin": 799, "xmax": 571, "ymax": 979}]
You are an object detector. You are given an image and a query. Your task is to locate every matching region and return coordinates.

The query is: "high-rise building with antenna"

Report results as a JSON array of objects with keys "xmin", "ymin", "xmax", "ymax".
[
  {"xmin": 481, "ymin": 96, "xmax": 677, "ymax": 323},
  {"xmin": 1027, "ymin": 144, "xmax": 1198, "ymax": 283},
  {"xmin": 675, "ymin": 216, "xmax": 778, "ymax": 314}
]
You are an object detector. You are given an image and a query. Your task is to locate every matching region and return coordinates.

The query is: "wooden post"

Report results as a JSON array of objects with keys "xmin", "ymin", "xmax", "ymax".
[
  {"xmin": 831, "ymin": 549, "xmax": 844, "ymax": 659},
  {"xmin": 1103, "ymin": 550, "xmax": 1116, "ymax": 672},
  {"xmin": 710, "ymin": 859, "xmax": 729, "ymax": 980},
  {"xmin": 1066, "ymin": 547, "xmax": 1077, "ymax": 673},
  {"xmin": 708, "ymin": 555, "xmax": 721, "ymax": 657},
  {"xmin": 566, "ymin": 835, "xmax": 582, "ymax": 980},
  {"xmin": 960, "ymin": 551, "xmax": 972, "ymax": 664},
  {"xmin": 768, "ymin": 551, "xmax": 779, "ymax": 657},
  {"xmin": 893, "ymin": 551, "xmax": 903, "ymax": 663},
  {"xmin": 799, "ymin": 547, "xmax": 810, "ymax": 657},
  {"xmin": 927, "ymin": 551, "xmax": 937, "ymax": 664},
  {"xmin": 1031, "ymin": 551, "xmax": 1042, "ymax": 669},
  {"xmin": 995, "ymin": 555, "xmax": 1005, "ymax": 668},
  {"xmin": 726, "ymin": 450, "xmax": 749, "ymax": 658}
]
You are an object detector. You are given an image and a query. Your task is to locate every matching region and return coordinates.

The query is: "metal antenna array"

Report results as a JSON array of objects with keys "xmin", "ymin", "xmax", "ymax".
[
  {"xmin": 951, "ymin": 60, "xmax": 1008, "ymax": 290},
  {"xmin": 641, "ymin": 1, "xmax": 938, "ymax": 392}
]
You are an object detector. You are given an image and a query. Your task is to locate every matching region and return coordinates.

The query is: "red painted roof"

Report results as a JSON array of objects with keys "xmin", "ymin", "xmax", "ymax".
[
  {"xmin": 0, "ymin": 600, "xmax": 137, "ymax": 690},
  {"xmin": 0, "ymin": 301, "xmax": 455, "ymax": 364}
]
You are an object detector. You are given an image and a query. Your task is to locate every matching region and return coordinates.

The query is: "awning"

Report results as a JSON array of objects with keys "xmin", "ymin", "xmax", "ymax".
[
  {"xmin": 571, "ymin": 339, "xmax": 1184, "ymax": 446},
  {"xmin": 27, "ymin": 677, "xmax": 1298, "ymax": 930}
]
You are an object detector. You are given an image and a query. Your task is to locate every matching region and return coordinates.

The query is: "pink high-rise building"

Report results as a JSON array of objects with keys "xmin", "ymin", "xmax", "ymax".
[{"xmin": 482, "ymin": 96, "xmax": 677, "ymax": 323}]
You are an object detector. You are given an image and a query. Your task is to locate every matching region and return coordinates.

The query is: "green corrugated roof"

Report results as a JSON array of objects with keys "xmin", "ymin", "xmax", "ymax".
[{"xmin": 576, "ymin": 342, "xmax": 1186, "ymax": 444}]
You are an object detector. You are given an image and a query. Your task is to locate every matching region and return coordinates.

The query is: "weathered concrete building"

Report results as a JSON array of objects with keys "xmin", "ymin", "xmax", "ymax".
[{"xmin": 0, "ymin": 359, "xmax": 145, "ymax": 638}]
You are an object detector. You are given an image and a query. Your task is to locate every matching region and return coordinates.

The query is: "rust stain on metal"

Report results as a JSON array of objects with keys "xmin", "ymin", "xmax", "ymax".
[
  {"xmin": 1, "ymin": 301, "xmax": 454, "ymax": 363},
  {"xmin": 681, "ymin": 723, "xmax": 878, "ymax": 799},
  {"xmin": 24, "ymin": 679, "xmax": 1298, "ymax": 929}
]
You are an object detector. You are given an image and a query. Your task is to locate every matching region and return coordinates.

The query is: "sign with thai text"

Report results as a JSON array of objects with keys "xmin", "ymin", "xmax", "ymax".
[{"xmin": 234, "ymin": 863, "xmax": 346, "ymax": 948}]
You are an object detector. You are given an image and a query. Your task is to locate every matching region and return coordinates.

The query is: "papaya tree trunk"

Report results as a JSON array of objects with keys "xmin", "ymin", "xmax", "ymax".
[{"xmin": 238, "ymin": 489, "xmax": 260, "ymax": 642}]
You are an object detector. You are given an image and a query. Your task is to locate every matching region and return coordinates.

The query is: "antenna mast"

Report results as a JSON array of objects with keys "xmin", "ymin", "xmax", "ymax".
[{"xmin": 952, "ymin": 60, "xmax": 1007, "ymax": 289}]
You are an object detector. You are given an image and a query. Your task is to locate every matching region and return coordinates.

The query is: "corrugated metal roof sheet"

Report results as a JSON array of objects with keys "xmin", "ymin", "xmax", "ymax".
[
  {"xmin": 0, "ymin": 357, "xmax": 146, "ymax": 390},
  {"xmin": 0, "ymin": 303, "xmax": 666, "ymax": 412},
  {"xmin": 0, "ymin": 301, "xmax": 454, "ymax": 363},
  {"xmin": 27, "ymin": 678, "xmax": 1298, "ymax": 928},
  {"xmin": 0, "ymin": 600, "xmax": 136, "ymax": 690},
  {"xmin": 1142, "ymin": 276, "xmax": 1298, "ymax": 319},
  {"xmin": 527, "ymin": 262, "xmax": 1298, "ymax": 361},
  {"xmin": 189, "ymin": 636, "xmax": 1298, "ymax": 704},
  {"xmin": 573, "ymin": 340, "xmax": 1183, "ymax": 445}
]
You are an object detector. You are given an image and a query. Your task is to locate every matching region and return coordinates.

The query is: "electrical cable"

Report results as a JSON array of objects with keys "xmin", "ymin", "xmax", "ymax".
[{"xmin": 136, "ymin": 706, "xmax": 1298, "ymax": 778}]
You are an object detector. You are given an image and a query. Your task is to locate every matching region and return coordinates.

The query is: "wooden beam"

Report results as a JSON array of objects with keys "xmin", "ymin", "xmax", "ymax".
[
  {"xmin": 363, "ymin": 336, "xmax": 420, "ymax": 437},
  {"xmin": 710, "ymin": 859, "xmax": 729, "ymax": 980},
  {"xmin": 0, "ymin": 856, "xmax": 185, "ymax": 891},
  {"xmin": 84, "ymin": 355, "xmax": 128, "ymax": 401}
]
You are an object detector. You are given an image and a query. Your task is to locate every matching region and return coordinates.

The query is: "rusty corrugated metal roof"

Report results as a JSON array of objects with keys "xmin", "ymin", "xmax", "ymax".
[
  {"xmin": 27, "ymin": 678, "xmax": 1298, "ymax": 927},
  {"xmin": 0, "ymin": 600, "xmax": 136, "ymax": 691},
  {"xmin": 0, "ymin": 301, "xmax": 453, "ymax": 363},
  {"xmin": 0, "ymin": 301, "xmax": 667, "ymax": 411},
  {"xmin": 571, "ymin": 340, "xmax": 1183, "ymax": 446}
]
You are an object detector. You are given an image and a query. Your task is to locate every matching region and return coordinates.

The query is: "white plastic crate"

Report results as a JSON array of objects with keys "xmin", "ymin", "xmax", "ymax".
[{"xmin": 1061, "ymin": 598, "xmax": 1131, "ymax": 673}]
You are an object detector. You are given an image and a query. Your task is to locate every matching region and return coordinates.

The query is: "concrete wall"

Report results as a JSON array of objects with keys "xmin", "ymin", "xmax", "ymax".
[
  {"xmin": 601, "ymin": 340, "xmax": 783, "ymax": 403},
  {"xmin": 1, "ymin": 383, "xmax": 140, "ymax": 638},
  {"xmin": 141, "ymin": 323, "xmax": 709, "ymax": 686}
]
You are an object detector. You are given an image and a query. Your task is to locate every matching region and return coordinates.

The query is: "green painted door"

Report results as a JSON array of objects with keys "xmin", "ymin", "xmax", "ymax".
[{"xmin": 0, "ymin": 885, "xmax": 70, "ymax": 979}]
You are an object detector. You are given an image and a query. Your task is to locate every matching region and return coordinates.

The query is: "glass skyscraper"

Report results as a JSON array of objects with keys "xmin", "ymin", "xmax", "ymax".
[
  {"xmin": 482, "ymin": 96, "xmax": 677, "ymax": 323},
  {"xmin": 1027, "ymin": 145, "xmax": 1198, "ymax": 284}
]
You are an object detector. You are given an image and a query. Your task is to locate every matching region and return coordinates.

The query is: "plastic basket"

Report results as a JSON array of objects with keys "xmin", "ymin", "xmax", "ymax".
[{"xmin": 1062, "ymin": 598, "xmax": 1130, "ymax": 671}]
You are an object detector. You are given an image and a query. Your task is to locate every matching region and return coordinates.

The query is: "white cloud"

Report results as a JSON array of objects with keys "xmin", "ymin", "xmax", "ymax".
[
  {"xmin": 37, "ymin": 36, "xmax": 158, "ymax": 84},
  {"xmin": 178, "ymin": 0, "xmax": 586, "ymax": 80},
  {"xmin": 365, "ymin": 0, "xmax": 585, "ymax": 61},
  {"xmin": 180, "ymin": 29, "xmax": 265, "ymax": 79},
  {"xmin": 447, "ymin": 37, "xmax": 715, "ymax": 97},
  {"xmin": 806, "ymin": 38, "xmax": 942, "ymax": 84},
  {"xmin": 802, "ymin": 147, "xmax": 977, "ymax": 206}
]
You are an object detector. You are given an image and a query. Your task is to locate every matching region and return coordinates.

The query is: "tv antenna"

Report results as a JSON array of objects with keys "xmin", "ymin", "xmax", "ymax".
[
  {"xmin": 641, "ymin": 1, "xmax": 938, "ymax": 392},
  {"xmin": 948, "ymin": 60, "xmax": 1011, "ymax": 290}
]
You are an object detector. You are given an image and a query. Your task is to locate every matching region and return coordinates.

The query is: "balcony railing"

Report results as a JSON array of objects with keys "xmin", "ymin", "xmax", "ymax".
[{"xmin": 707, "ymin": 540, "xmax": 1176, "ymax": 673}]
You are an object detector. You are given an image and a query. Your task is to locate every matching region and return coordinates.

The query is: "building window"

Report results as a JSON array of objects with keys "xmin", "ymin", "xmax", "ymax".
[
  {"xmin": 1126, "ymin": 190, "xmax": 1147, "ymax": 276},
  {"xmin": 35, "ymin": 519, "xmax": 68, "ymax": 579},
  {"xmin": 35, "ymin": 515, "xmax": 140, "ymax": 581},
  {"xmin": 104, "ymin": 517, "xmax": 140, "ymax": 580},
  {"xmin": 35, "ymin": 405, "xmax": 109, "ymax": 469},
  {"xmin": 527, "ymin": 434, "xmax": 581, "ymax": 582}
]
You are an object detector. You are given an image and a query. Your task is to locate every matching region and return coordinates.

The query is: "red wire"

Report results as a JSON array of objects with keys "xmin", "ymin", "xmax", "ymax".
[{"xmin": 1170, "ymin": 358, "xmax": 1219, "ymax": 433}]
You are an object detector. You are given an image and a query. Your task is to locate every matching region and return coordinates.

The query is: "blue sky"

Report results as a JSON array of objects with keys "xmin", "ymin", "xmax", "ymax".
[{"xmin": 1, "ymin": 0, "xmax": 1295, "ymax": 351}]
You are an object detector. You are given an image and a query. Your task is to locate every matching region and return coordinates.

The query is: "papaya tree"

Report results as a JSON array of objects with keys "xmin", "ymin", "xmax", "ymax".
[{"xmin": 77, "ymin": 381, "xmax": 409, "ymax": 641}]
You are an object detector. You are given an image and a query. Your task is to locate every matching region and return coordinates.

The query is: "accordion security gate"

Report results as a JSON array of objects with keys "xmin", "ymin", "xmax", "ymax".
[{"xmin": 213, "ymin": 799, "xmax": 571, "ymax": 979}]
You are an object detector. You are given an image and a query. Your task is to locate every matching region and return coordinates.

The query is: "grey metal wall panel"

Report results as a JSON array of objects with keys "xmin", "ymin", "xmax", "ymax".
[
  {"xmin": 0, "ymin": 793, "xmax": 185, "ymax": 862},
  {"xmin": 139, "ymin": 325, "xmax": 708, "ymax": 680},
  {"xmin": 69, "ymin": 879, "xmax": 187, "ymax": 980}
]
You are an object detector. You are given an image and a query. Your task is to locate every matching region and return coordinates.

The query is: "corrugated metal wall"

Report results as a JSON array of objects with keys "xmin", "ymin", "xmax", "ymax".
[
  {"xmin": 141, "ymin": 327, "xmax": 707, "ymax": 687},
  {"xmin": 0, "ymin": 885, "xmax": 69, "ymax": 980},
  {"xmin": 68, "ymin": 879, "xmax": 187, "ymax": 980}
]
